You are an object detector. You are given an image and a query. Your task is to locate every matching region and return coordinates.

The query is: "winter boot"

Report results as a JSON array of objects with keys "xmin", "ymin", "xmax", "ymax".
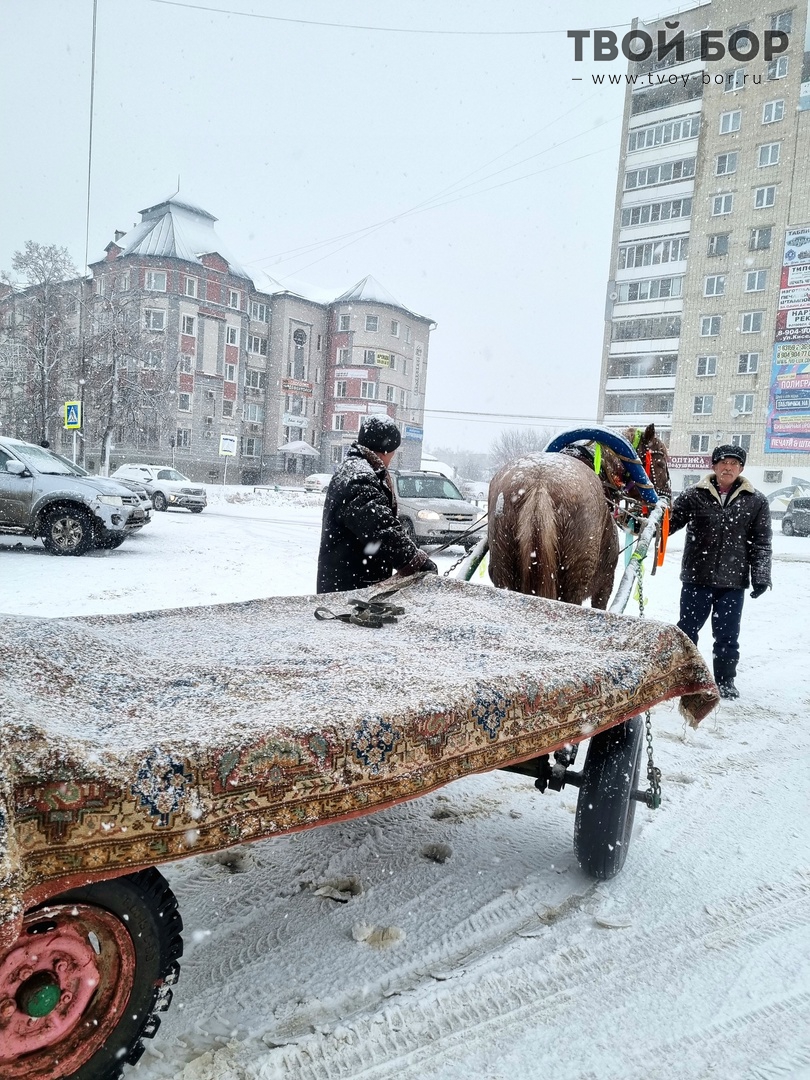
[{"xmin": 713, "ymin": 657, "xmax": 739, "ymax": 700}]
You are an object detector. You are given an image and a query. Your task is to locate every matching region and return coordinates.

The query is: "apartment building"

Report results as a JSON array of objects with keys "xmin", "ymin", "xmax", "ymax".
[{"xmin": 598, "ymin": 0, "xmax": 810, "ymax": 494}]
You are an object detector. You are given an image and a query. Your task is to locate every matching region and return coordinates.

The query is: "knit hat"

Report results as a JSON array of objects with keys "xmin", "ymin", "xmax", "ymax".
[
  {"xmin": 711, "ymin": 444, "xmax": 746, "ymax": 467},
  {"xmin": 358, "ymin": 415, "xmax": 401, "ymax": 453}
]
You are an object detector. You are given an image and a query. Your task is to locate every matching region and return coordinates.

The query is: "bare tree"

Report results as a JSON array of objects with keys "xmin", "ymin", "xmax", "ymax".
[
  {"xmin": 84, "ymin": 279, "xmax": 177, "ymax": 474},
  {"xmin": 1, "ymin": 243, "xmax": 81, "ymax": 444},
  {"xmin": 489, "ymin": 427, "xmax": 553, "ymax": 470}
]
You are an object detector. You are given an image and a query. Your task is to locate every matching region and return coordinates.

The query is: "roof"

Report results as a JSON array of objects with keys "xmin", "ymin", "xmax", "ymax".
[
  {"xmin": 334, "ymin": 275, "xmax": 433, "ymax": 322},
  {"xmin": 104, "ymin": 195, "xmax": 253, "ymax": 281}
]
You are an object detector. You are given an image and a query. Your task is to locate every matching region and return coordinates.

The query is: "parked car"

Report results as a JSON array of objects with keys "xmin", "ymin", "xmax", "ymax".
[
  {"xmin": 48, "ymin": 453, "xmax": 153, "ymax": 527},
  {"xmin": 304, "ymin": 473, "xmax": 333, "ymax": 493},
  {"xmin": 392, "ymin": 470, "xmax": 484, "ymax": 548},
  {"xmin": 782, "ymin": 494, "xmax": 810, "ymax": 536},
  {"xmin": 0, "ymin": 437, "xmax": 142, "ymax": 554},
  {"xmin": 111, "ymin": 464, "xmax": 207, "ymax": 513}
]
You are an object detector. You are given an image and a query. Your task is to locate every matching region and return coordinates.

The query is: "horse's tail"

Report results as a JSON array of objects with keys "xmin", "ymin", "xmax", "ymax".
[{"xmin": 516, "ymin": 484, "xmax": 559, "ymax": 599}]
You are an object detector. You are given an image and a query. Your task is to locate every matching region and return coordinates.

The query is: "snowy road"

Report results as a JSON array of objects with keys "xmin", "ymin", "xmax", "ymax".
[{"xmin": 2, "ymin": 487, "xmax": 809, "ymax": 1080}]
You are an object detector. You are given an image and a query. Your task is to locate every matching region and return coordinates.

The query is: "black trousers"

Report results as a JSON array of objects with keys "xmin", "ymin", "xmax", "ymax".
[{"xmin": 677, "ymin": 584, "xmax": 745, "ymax": 663}]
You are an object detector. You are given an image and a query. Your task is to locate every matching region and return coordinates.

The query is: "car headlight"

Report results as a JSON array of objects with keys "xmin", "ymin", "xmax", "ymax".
[
  {"xmin": 169, "ymin": 494, "xmax": 178, "ymax": 501},
  {"xmin": 416, "ymin": 509, "xmax": 442, "ymax": 521},
  {"xmin": 98, "ymin": 495, "xmax": 123, "ymax": 506}
]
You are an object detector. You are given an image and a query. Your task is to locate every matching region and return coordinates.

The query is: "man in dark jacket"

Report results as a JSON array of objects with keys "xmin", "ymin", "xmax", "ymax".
[
  {"xmin": 316, "ymin": 415, "xmax": 438, "ymax": 593},
  {"xmin": 669, "ymin": 444, "xmax": 771, "ymax": 699}
]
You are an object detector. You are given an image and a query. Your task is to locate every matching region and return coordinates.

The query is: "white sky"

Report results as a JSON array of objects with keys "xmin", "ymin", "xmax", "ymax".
[{"xmin": 1, "ymin": 0, "xmax": 660, "ymax": 451}]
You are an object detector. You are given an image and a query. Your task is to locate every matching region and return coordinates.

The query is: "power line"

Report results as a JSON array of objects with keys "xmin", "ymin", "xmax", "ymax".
[
  {"xmin": 148, "ymin": 0, "xmax": 630, "ymax": 36},
  {"xmin": 424, "ymin": 408, "xmax": 602, "ymax": 425}
]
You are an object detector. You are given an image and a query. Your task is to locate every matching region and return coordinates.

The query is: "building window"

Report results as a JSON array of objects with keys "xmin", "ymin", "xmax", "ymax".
[
  {"xmin": 712, "ymin": 193, "xmax": 734, "ymax": 216},
  {"xmin": 117, "ymin": 271, "xmax": 130, "ymax": 292},
  {"xmin": 144, "ymin": 270, "xmax": 167, "ymax": 291},
  {"xmin": 626, "ymin": 114, "xmax": 700, "ymax": 152},
  {"xmin": 606, "ymin": 354, "xmax": 677, "ymax": 378},
  {"xmin": 624, "ymin": 157, "xmax": 696, "ymax": 190},
  {"xmin": 617, "ymin": 236, "xmax": 688, "ymax": 268},
  {"xmin": 404, "ymin": 326, "xmax": 412, "ymax": 344},
  {"xmin": 758, "ymin": 143, "xmax": 781, "ymax": 167},
  {"xmin": 763, "ymin": 99, "xmax": 785, "ymax": 123},
  {"xmin": 142, "ymin": 349, "xmax": 161, "ymax": 370},
  {"xmin": 768, "ymin": 56, "xmax": 788, "ymax": 79},
  {"xmin": 754, "ymin": 186, "xmax": 776, "ymax": 209},
  {"xmin": 226, "ymin": 326, "xmax": 240, "ymax": 346},
  {"xmin": 719, "ymin": 110, "xmax": 741, "ymax": 134},
  {"xmin": 716, "ymin": 152, "xmax": 738, "ymax": 175},
  {"xmin": 365, "ymin": 315, "xmax": 379, "ymax": 332},
  {"xmin": 242, "ymin": 437, "xmax": 261, "ymax": 457},
  {"xmin": 176, "ymin": 428, "xmax": 192, "ymax": 448},
  {"xmin": 250, "ymin": 301, "xmax": 268, "ymax": 322},
  {"xmin": 690, "ymin": 434, "xmax": 711, "ymax": 452},
  {"xmin": 248, "ymin": 335, "xmax": 268, "ymax": 355},
  {"xmin": 399, "ymin": 389, "xmax": 407, "ymax": 406},
  {"xmin": 334, "ymin": 380, "xmax": 347, "ymax": 398},
  {"xmin": 390, "ymin": 319, "xmax": 400, "ymax": 336},
  {"xmin": 244, "ymin": 368, "xmax": 266, "ymax": 389},
  {"xmin": 225, "ymin": 363, "xmax": 236, "ymax": 382},
  {"xmin": 724, "ymin": 68, "xmax": 746, "ymax": 91},
  {"xmin": 338, "ymin": 314, "xmax": 350, "ymax": 331},
  {"xmin": 360, "ymin": 381, "xmax": 377, "ymax": 399},
  {"xmin": 620, "ymin": 197, "xmax": 692, "ymax": 227},
  {"xmin": 750, "ymin": 227, "xmax": 772, "ymax": 250},
  {"xmin": 733, "ymin": 393, "xmax": 754, "ymax": 414},
  {"xmin": 704, "ymin": 276, "xmax": 725, "ymax": 297},
  {"xmin": 181, "ymin": 314, "xmax": 195, "ymax": 336},
  {"xmin": 738, "ymin": 352, "xmax": 759, "ymax": 373},
  {"xmin": 332, "ymin": 414, "xmax": 345, "ymax": 431},
  {"xmin": 363, "ymin": 349, "xmax": 376, "ymax": 365},
  {"xmin": 707, "ymin": 233, "xmax": 730, "ymax": 257},
  {"xmin": 184, "ymin": 276, "xmax": 197, "ymax": 298},
  {"xmin": 683, "ymin": 474, "xmax": 701, "ymax": 488},
  {"xmin": 741, "ymin": 311, "xmax": 764, "ymax": 333},
  {"xmin": 732, "ymin": 433, "xmax": 752, "ymax": 451},
  {"xmin": 228, "ymin": 290, "xmax": 241, "ymax": 310},
  {"xmin": 385, "ymin": 385, "xmax": 395, "ymax": 402},
  {"xmin": 693, "ymin": 395, "xmax": 714, "ymax": 415},
  {"xmin": 144, "ymin": 309, "xmax": 165, "ymax": 331},
  {"xmin": 178, "ymin": 393, "xmax": 191, "ymax": 411},
  {"xmin": 745, "ymin": 271, "xmax": 767, "ymax": 292},
  {"xmin": 222, "ymin": 399, "xmax": 234, "ymax": 418},
  {"xmin": 337, "ymin": 347, "xmax": 350, "ymax": 364},
  {"xmin": 603, "ymin": 392, "xmax": 674, "ymax": 414},
  {"xmin": 179, "ymin": 354, "xmax": 193, "ymax": 374},
  {"xmin": 244, "ymin": 403, "xmax": 264, "ymax": 423},
  {"xmin": 700, "ymin": 316, "xmax": 721, "ymax": 337},
  {"xmin": 616, "ymin": 276, "xmax": 683, "ymax": 302},
  {"xmin": 764, "ymin": 468, "xmax": 783, "ymax": 483},
  {"xmin": 611, "ymin": 316, "xmax": 681, "ymax": 341},
  {"xmin": 330, "ymin": 444, "xmax": 345, "ymax": 464},
  {"xmin": 697, "ymin": 355, "xmax": 717, "ymax": 377},
  {"xmin": 771, "ymin": 10, "xmax": 792, "ymax": 32}
]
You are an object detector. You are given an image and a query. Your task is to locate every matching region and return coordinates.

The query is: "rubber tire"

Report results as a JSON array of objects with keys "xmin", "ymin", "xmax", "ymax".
[
  {"xmin": 189, "ymin": 505, "xmax": 204, "ymax": 513},
  {"xmin": 782, "ymin": 519, "xmax": 794, "ymax": 535},
  {"xmin": 399, "ymin": 516, "xmax": 416, "ymax": 540},
  {"xmin": 574, "ymin": 715, "xmax": 644, "ymax": 881},
  {"xmin": 152, "ymin": 492, "xmax": 168, "ymax": 512},
  {"xmin": 41, "ymin": 505, "xmax": 95, "ymax": 556},
  {"xmin": 54, "ymin": 868, "xmax": 183, "ymax": 1080},
  {"xmin": 95, "ymin": 532, "xmax": 127, "ymax": 550}
]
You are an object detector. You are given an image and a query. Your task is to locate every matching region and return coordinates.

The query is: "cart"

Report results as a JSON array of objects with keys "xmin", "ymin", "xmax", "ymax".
[{"xmin": 0, "ymin": 575, "xmax": 717, "ymax": 1078}]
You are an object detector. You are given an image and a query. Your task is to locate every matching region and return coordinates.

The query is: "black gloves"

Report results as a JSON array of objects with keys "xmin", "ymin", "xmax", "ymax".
[
  {"xmin": 750, "ymin": 582, "xmax": 770, "ymax": 599},
  {"xmin": 422, "ymin": 558, "xmax": 439, "ymax": 575}
]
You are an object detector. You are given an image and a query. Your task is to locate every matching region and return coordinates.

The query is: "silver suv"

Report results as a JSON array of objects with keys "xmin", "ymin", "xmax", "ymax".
[
  {"xmin": 111, "ymin": 464, "xmax": 207, "ymax": 513},
  {"xmin": 0, "ymin": 437, "xmax": 141, "ymax": 555},
  {"xmin": 393, "ymin": 470, "xmax": 484, "ymax": 548}
]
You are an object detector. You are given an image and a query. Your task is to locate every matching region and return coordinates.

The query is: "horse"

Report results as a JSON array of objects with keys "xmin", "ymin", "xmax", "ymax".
[{"xmin": 487, "ymin": 424, "xmax": 670, "ymax": 609}]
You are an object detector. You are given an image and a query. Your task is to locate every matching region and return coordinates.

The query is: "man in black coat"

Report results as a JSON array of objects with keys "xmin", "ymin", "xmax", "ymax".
[
  {"xmin": 669, "ymin": 444, "xmax": 772, "ymax": 699},
  {"xmin": 316, "ymin": 415, "xmax": 438, "ymax": 593}
]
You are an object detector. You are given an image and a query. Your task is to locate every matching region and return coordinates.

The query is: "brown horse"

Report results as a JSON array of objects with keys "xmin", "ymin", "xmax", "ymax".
[{"xmin": 487, "ymin": 424, "xmax": 670, "ymax": 608}]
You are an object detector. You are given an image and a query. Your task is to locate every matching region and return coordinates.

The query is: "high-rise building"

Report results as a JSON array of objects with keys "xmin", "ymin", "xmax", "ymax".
[{"xmin": 598, "ymin": 0, "xmax": 810, "ymax": 496}]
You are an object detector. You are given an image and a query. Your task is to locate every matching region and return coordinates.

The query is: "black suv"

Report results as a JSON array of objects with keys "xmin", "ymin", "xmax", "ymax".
[{"xmin": 782, "ymin": 495, "xmax": 810, "ymax": 536}]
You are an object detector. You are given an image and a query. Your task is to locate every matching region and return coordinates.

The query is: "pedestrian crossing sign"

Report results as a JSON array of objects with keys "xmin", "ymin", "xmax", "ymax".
[{"xmin": 64, "ymin": 401, "xmax": 82, "ymax": 429}]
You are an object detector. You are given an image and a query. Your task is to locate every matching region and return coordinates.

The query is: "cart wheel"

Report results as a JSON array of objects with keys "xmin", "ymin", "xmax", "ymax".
[
  {"xmin": 0, "ymin": 868, "xmax": 182, "ymax": 1080},
  {"xmin": 574, "ymin": 715, "xmax": 644, "ymax": 881}
]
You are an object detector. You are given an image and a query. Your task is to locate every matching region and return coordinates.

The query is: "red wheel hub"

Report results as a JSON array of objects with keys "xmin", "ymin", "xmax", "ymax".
[{"xmin": 0, "ymin": 902, "xmax": 136, "ymax": 1078}]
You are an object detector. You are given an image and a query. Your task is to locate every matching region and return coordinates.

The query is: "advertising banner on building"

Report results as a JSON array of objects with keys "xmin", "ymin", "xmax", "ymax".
[
  {"xmin": 767, "ymin": 228, "xmax": 810, "ymax": 452},
  {"xmin": 668, "ymin": 454, "xmax": 711, "ymax": 470},
  {"xmin": 404, "ymin": 425, "xmax": 423, "ymax": 441},
  {"xmin": 281, "ymin": 378, "xmax": 313, "ymax": 396}
]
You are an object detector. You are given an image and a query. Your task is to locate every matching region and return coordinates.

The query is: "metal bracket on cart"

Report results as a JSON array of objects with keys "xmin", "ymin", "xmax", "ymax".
[{"xmin": 502, "ymin": 742, "xmax": 653, "ymax": 806}]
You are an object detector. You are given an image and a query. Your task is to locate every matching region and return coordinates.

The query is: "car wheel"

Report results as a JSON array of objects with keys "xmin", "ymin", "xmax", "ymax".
[
  {"xmin": 153, "ymin": 492, "xmax": 168, "ymax": 512},
  {"xmin": 189, "ymin": 506, "xmax": 204, "ymax": 514},
  {"xmin": 41, "ymin": 505, "xmax": 95, "ymax": 556},
  {"xmin": 782, "ymin": 519, "xmax": 794, "ymax": 535},
  {"xmin": 399, "ymin": 516, "xmax": 416, "ymax": 540}
]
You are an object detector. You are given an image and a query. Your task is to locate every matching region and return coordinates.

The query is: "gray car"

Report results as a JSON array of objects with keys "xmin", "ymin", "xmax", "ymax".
[
  {"xmin": 0, "ymin": 437, "xmax": 141, "ymax": 555},
  {"xmin": 782, "ymin": 495, "xmax": 810, "ymax": 536},
  {"xmin": 393, "ymin": 470, "xmax": 484, "ymax": 548}
]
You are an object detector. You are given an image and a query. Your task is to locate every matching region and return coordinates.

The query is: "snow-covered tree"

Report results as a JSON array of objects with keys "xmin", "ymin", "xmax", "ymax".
[{"xmin": 489, "ymin": 427, "xmax": 553, "ymax": 470}]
